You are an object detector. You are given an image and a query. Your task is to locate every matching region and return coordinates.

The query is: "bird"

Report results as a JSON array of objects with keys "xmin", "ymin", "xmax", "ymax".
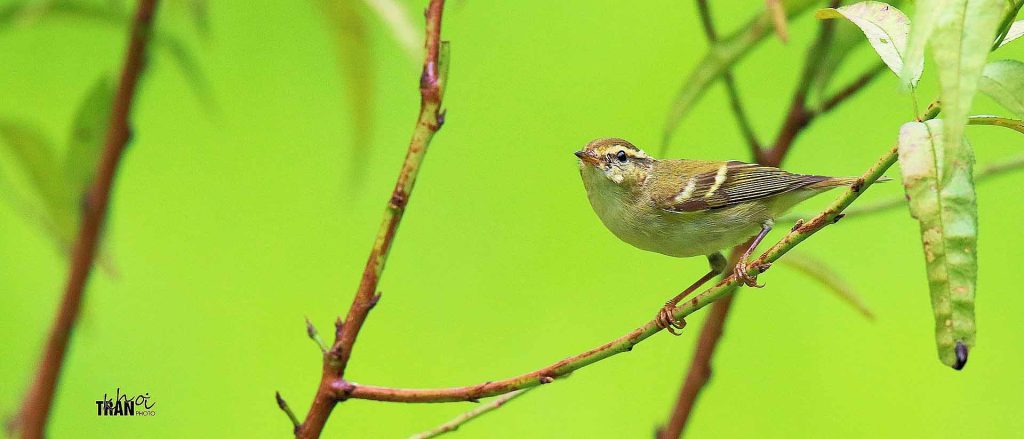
[{"xmin": 575, "ymin": 137, "xmax": 860, "ymax": 334}]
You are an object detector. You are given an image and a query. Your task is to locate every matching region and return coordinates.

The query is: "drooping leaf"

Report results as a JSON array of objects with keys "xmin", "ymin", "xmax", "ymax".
[
  {"xmin": 64, "ymin": 75, "xmax": 114, "ymax": 201},
  {"xmin": 154, "ymin": 33, "xmax": 216, "ymax": 110},
  {"xmin": 0, "ymin": 120, "xmax": 76, "ymax": 247},
  {"xmin": 998, "ymin": 20, "xmax": 1024, "ymax": 47},
  {"xmin": 362, "ymin": 0, "xmax": 419, "ymax": 61},
  {"xmin": 978, "ymin": 59, "xmax": 1024, "ymax": 117},
  {"xmin": 779, "ymin": 251, "xmax": 874, "ymax": 319},
  {"xmin": 901, "ymin": 0, "xmax": 950, "ymax": 86},
  {"xmin": 815, "ymin": 2, "xmax": 919, "ymax": 81},
  {"xmin": 897, "ymin": 119, "xmax": 978, "ymax": 370},
  {"xmin": 661, "ymin": 0, "xmax": 819, "ymax": 149},
  {"xmin": 918, "ymin": 0, "xmax": 1004, "ymax": 180},
  {"xmin": 766, "ymin": 0, "xmax": 790, "ymax": 43},
  {"xmin": 317, "ymin": 0, "xmax": 374, "ymax": 179},
  {"xmin": 969, "ymin": 114, "xmax": 1024, "ymax": 134}
]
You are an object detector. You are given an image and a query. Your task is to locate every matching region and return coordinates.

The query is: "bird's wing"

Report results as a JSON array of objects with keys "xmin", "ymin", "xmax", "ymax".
[{"xmin": 654, "ymin": 160, "xmax": 829, "ymax": 213}]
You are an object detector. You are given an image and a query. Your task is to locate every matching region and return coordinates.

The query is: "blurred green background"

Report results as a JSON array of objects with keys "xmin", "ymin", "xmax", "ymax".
[{"xmin": 2, "ymin": 0, "xmax": 1023, "ymax": 437}]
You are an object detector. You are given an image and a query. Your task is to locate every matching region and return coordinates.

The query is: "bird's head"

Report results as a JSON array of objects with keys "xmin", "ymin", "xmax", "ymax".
[{"xmin": 575, "ymin": 138, "xmax": 654, "ymax": 187}]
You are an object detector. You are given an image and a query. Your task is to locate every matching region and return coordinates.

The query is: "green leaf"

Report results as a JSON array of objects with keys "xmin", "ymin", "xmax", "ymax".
[
  {"xmin": 897, "ymin": 119, "xmax": 978, "ymax": 369},
  {"xmin": 779, "ymin": 252, "xmax": 874, "ymax": 319},
  {"xmin": 317, "ymin": 0, "xmax": 374, "ymax": 178},
  {"xmin": 661, "ymin": 0, "xmax": 818, "ymax": 148},
  {"xmin": 901, "ymin": 0, "xmax": 949, "ymax": 86},
  {"xmin": 918, "ymin": 0, "xmax": 1004, "ymax": 181},
  {"xmin": 362, "ymin": 0, "xmax": 420, "ymax": 61},
  {"xmin": 998, "ymin": 20, "xmax": 1024, "ymax": 47},
  {"xmin": 978, "ymin": 59, "xmax": 1024, "ymax": 117},
  {"xmin": 0, "ymin": 120, "xmax": 76, "ymax": 247},
  {"xmin": 437, "ymin": 41, "xmax": 451, "ymax": 102},
  {"xmin": 64, "ymin": 75, "xmax": 114, "ymax": 201},
  {"xmin": 815, "ymin": 2, "xmax": 918, "ymax": 82},
  {"xmin": 969, "ymin": 114, "xmax": 1024, "ymax": 134}
]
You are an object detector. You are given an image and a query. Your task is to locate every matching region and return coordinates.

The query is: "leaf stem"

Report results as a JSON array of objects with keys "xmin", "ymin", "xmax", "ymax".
[{"xmin": 14, "ymin": 1, "xmax": 160, "ymax": 437}]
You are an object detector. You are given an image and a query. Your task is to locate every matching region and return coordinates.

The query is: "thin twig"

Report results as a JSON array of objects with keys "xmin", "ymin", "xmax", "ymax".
[
  {"xmin": 14, "ymin": 1, "xmax": 160, "ymax": 437},
  {"xmin": 780, "ymin": 153, "xmax": 1024, "ymax": 222},
  {"xmin": 277, "ymin": 392, "xmax": 301, "ymax": 433},
  {"xmin": 407, "ymin": 389, "xmax": 533, "ymax": 439},
  {"xmin": 696, "ymin": 0, "xmax": 762, "ymax": 153},
  {"xmin": 817, "ymin": 62, "xmax": 886, "ymax": 115},
  {"xmin": 294, "ymin": 1, "xmax": 448, "ymax": 437},
  {"xmin": 307, "ymin": 105, "xmax": 940, "ymax": 404}
]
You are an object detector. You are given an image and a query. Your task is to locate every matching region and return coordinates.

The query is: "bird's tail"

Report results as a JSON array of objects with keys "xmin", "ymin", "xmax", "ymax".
[{"xmin": 807, "ymin": 175, "xmax": 891, "ymax": 189}]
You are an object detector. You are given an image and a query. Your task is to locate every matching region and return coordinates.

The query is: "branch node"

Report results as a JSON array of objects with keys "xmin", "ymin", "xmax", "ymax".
[
  {"xmin": 333, "ymin": 380, "xmax": 356, "ymax": 401},
  {"xmin": 832, "ymin": 213, "xmax": 846, "ymax": 224},
  {"xmin": 368, "ymin": 292, "xmax": 382, "ymax": 310},
  {"xmin": 389, "ymin": 190, "xmax": 408, "ymax": 210},
  {"xmin": 850, "ymin": 178, "xmax": 865, "ymax": 193},
  {"xmin": 790, "ymin": 219, "xmax": 804, "ymax": 232},
  {"xmin": 539, "ymin": 376, "xmax": 554, "ymax": 384}
]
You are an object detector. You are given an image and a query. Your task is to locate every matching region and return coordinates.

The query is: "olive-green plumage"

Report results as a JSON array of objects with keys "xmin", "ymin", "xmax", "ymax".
[{"xmin": 575, "ymin": 138, "xmax": 856, "ymax": 258}]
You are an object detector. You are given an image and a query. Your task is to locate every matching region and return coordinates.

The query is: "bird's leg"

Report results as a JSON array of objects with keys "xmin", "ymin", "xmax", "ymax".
[
  {"xmin": 734, "ymin": 221, "xmax": 773, "ymax": 288},
  {"xmin": 656, "ymin": 253, "xmax": 728, "ymax": 335}
]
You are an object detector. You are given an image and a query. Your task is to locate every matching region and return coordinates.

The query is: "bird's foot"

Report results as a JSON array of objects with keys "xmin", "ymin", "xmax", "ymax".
[
  {"xmin": 656, "ymin": 303, "xmax": 686, "ymax": 335},
  {"xmin": 734, "ymin": 261, "xmax": 770, "ymax": 288}
]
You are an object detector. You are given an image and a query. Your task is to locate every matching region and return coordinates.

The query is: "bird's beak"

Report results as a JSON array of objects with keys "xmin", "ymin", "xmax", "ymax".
[{"xmin": 575, "ymin": 150, "xmax": 600, "ymax": 166}]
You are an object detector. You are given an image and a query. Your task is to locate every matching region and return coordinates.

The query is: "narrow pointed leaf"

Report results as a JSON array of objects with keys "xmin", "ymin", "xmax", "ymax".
[
  {"xmin": 927, "ymin": 0, "xmax": 1004, "ymax": 180},
  {"xmin": 766, "ymin": 0, "xmax": 790, "ymax": 43},
  {"xmin": 978, "ymin": 59, "xmax": 1024, "ymax": 117},
  {"xmin": 362, "ymin": 0, "xmax": 420, "ymax": 61},
  {"xmin": 815, "ymin": 2, "xmax": 918, "ymax": 81},
  {"xmin": 661, "ymin": 0, "xmax": 818, "ymax": 149},
  {"xmin": 902, "ymin": 0, "xmax": 950, "ymax": 86},
  {"xmin": 0, "ymin": 120, "xmax": 76, "ymax": 246},
  {"xmin": 64, "ymin": 75, "xmax": 114, "ymax": 200},
  {"xmin": 780, "ymin": 252, "xmax": 874, "ymax": 319},
  {"xmin": 998, "ymin": 20, "xmax": 1024, "ymax": 47},
  {"xmin": 318, "ymin": 0, "xmax": 374, "ymax": 177},
  {"xmin": 897, "ymin": 119, "xmax": 978, "ymax": 369}
]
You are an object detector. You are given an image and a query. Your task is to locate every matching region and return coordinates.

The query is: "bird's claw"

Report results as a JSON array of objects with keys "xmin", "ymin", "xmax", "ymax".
[
  {"xmin": 734, "ymin": 261, "xmax": 770, "ymax": 288},
  {"xmin": 656, "ymin": 303, "xmax": 686, "ymax": 335}
]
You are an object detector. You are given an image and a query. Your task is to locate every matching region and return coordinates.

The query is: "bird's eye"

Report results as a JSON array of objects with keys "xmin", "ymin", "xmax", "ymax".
[{"xmin": 615, "ymin": 150, "xmax": 628, "ymax": 162}]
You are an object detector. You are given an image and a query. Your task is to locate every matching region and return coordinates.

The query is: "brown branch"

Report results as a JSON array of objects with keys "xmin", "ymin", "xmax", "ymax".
[
  {"xmin": 656, "ymin": 295, "xmax": 736, "ymax": 439},
  {"xmin": 294, "ymin": 1, "xmax": 448, "ymax": 437},
  {"xmin": 696, "ymin": 0, "xmax": 762, "ymax": 153},
  {"xmin": 13, "ymin": 1, "xmax": 160, "ymax": 437}
]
